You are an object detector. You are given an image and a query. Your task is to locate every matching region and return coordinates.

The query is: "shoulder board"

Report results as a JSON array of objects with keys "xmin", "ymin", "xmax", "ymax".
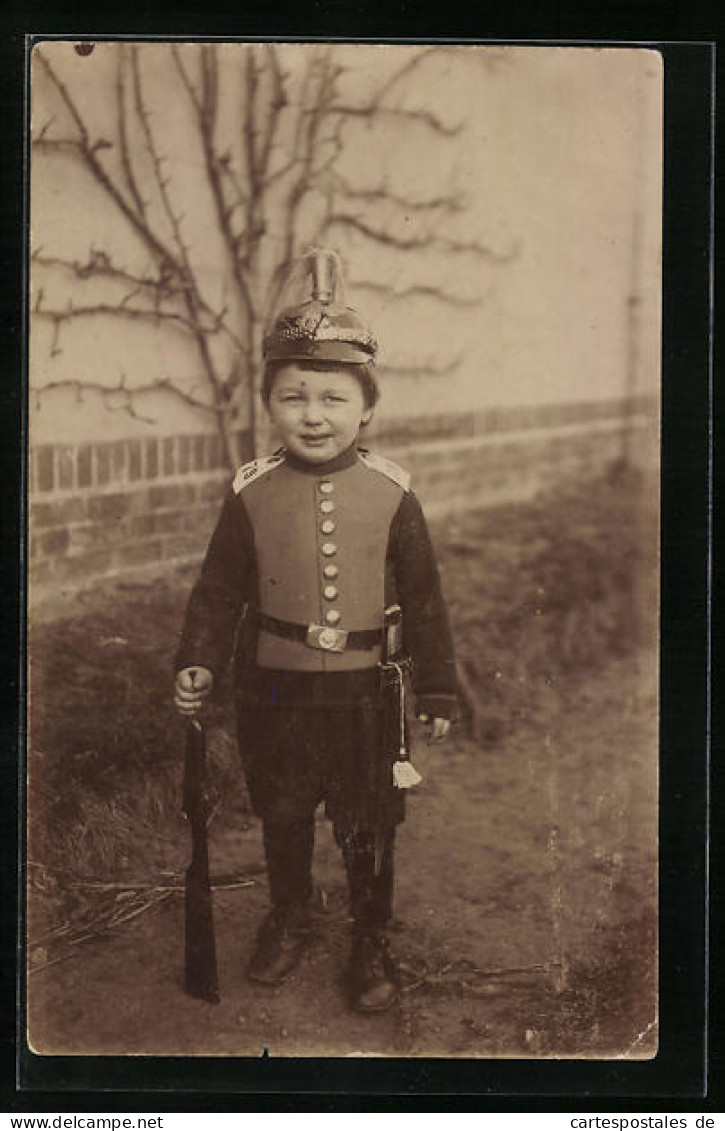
[
  {"xmin": 358, "ymin": 448, "xmax": 411, "ymax": 492},
  {"xmin": 232, "ymin": 452, "xmax": 285, "ymax": 494}
]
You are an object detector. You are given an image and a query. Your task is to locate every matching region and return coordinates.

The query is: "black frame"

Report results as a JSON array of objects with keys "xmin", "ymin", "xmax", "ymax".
[{"xmin": 5, "ymin": 33, "xmax": 714, "ymax": 1108}]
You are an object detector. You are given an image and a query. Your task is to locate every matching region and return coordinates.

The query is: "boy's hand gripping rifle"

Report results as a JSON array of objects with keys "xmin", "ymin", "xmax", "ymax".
[{"xmin": 183, "ymin": 717, "xmax": 220, "ymax": 1004}]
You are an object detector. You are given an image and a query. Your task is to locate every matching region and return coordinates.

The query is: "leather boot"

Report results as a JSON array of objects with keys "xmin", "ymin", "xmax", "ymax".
[
  {"xmin": 347, "ymin": 930, "xmax": 399, "ymax": 1013},
  {"xmin": 247, "ymin": 905, "xmax": 311, "ymax": 985}
]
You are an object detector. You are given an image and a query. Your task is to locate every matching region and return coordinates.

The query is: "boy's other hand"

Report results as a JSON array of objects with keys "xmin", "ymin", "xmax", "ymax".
[
  {"xmin": 418, "ymin": 715, "xmax": 451, "ymax": 744},
  {"xmin": 174, "ymin": 666, "xmax": 214, "ymax": 716}
]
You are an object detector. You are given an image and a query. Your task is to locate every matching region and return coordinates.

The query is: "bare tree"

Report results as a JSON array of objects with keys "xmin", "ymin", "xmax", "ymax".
[{"xmin": 32, "ymin": 42, "xmax": 514, "ymax": 466}]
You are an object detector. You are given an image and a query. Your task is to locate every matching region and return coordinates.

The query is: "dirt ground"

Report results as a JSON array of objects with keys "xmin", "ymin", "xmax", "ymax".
[{"xmin": 27, "ymin": 648, "xmax": 657, "ymax": 1060}]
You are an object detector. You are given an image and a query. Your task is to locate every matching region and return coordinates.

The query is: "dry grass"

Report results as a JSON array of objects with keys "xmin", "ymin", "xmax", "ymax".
[
  {"xmin": 440, "ymin": 461, "xmax": 656, "ymax": 743},
  {"xmin": 27, "ymin": 571, "xmax": 249, "ymax": 943}
]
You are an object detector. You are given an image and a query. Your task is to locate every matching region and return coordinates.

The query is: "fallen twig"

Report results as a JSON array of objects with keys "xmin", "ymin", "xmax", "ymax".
[
  {"xmin": 28, "ymin": 870, "xmax": 261, "ymax": 973},
  {"xmin": 28, "ymin": 890, "xmax": 174, "ymax": 973},
  {"xmin": 402, "ymin": 961, "xmax": 455, "ymax": 994},
  {"xmin": 108, "ymin": 889, "xmax": 174, "ymax": 927},
  {"xmin": 71, "ymin": 872, "xmax": 259, "ymax": 893},
  {"xmin": 401, "ymin": 959, "xmax": 557, "ymax": 994}
]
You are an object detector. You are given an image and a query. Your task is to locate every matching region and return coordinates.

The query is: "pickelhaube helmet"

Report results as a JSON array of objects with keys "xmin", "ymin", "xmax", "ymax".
[{"xmin": 263, "ymin": 248, "xmax": 378, "ymax": 365}]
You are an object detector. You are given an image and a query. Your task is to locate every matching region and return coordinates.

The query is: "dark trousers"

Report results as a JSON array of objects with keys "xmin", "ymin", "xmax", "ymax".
[{"xmin": 262, "ymin": 815, "xmax": 395, "ymax": 932}]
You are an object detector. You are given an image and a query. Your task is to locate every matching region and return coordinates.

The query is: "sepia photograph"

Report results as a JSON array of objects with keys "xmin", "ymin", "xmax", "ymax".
[{"xmin": 26, "ymin": 40, "xmax": 662, "ymax": 1060}]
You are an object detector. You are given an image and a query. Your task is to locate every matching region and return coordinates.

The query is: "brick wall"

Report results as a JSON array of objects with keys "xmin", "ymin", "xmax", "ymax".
[
  {"xmin": 393, "ymin": 416, "xmax": 652, "ymax": 519},
  {"xmin": 28, "ymin": 398, "xmax": 657, "ymax": 601},
  {"xmin": 29, "ymin": 429, "xmax": 252, "ymax": 597},
  {"xmin": 370, "ymin": 393, "xmax": 656, "ymax": 450}
]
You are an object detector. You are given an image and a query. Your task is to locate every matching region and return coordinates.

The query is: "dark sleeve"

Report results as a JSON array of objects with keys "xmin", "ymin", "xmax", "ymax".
[
  {"xmin": 173, "ymin": 490, "xmax": 256, "ymax": 681},
  {"xmin": 390, "ymin": 489, "xmax": 459, "ymax": 721}
]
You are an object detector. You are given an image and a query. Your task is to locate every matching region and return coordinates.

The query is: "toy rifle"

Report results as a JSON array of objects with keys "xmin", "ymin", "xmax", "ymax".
[{"xmin": 183, "ymin": 717, "xmax": 220, "ymax": 1004}]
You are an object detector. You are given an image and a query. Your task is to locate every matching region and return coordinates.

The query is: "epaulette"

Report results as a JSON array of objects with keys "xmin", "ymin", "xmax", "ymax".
[
  {"xmin": 358, "ymin": 448, "xmax": 411, "ymax": 492},
  {"xmin": 232, "ymin": 450, "xmax": 285, "ymax": 494}
]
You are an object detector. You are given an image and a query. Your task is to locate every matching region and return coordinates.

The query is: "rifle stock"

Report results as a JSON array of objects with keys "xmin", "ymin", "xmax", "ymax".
[{"xmin": 183, "ymin": 718, "xmax": 220, "ymax": 1004}]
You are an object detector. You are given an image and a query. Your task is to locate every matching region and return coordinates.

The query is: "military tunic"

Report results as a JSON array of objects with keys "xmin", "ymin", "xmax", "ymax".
[{"xmin": 175, "ymin": 442, "xmax": 457, "ymax": 834}]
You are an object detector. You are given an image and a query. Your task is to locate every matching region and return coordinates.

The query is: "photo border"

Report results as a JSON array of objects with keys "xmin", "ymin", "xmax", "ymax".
[{"xmin": 6, "ymin": 31, "xmax": 714, "ymax": 1108}]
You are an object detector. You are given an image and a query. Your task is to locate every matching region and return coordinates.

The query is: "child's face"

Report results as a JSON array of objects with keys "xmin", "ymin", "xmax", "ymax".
[{"xmin": 267, "ymin": 365, "xmax": 373, "ymax": 465}]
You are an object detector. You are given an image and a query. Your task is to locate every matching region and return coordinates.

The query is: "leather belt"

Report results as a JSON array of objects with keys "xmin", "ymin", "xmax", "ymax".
[{"xmin": 254, "ymin": 610, "xmax": 383, "ymax": 653}]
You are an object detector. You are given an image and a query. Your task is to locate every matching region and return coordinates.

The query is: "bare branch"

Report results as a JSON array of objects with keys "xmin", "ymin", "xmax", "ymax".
[
  {"xmin": 310, "ymin": 57, "xmax": 346, "ymax": 180},
  {"xmin": 310, "ymin": 114, "xmax": 346, "ymax": 186},
  {"xmin": 261, "ymin": 154, "xmax": 304, "ymax": 187},
  {"xmin": 328, "ymin": 171, "xmax": 466, "ymax": 216},
  {"xmin": 130, "ymin": 45, "xmax": 194, "ymax": 280},
  {"xmin": 35, "ymin": 115, "xmax": 57, "ymax": 142},
  {"xmin": 328, "ymin": 218, "xmax": 417, "ymax": 253},
  {"xmin": 273, "ymin": 48, "xmax": 338, "ymax": 303},
  {"xmin": 352, "ymin": 280, "xmax": 480, "ymax": 308},
  {"xmin": 34, "ymin": 50, "xmax": 185, "ymax": 278},
  {"xmin": 34, "ymin": 372, "xmax": 223, "ymax": 419},
  {"xmin": 327, "ymin": 102, "xmax": 462, "ymax": 138},
  {"xmin": 35, "ymin": 51, "xmax": 91, "ymax": 143},
  {"xmin": 326, "ymin": 213, "xmax": 518, "ymax": 261},
  {"xmin": 218, "ymin": 159, "xmax": 249, "ymax": 208},
  {"xmin": 256, "ymin": 44, "xmax": 289, "ymax": 183},
  {"xmin": 33, "ymin": 250, "xmax": 169, "ymax": 291},
  {"xmin": 200, "ymin": 42, "xmax": 218, "ymax": 125},
  {"xmin": 116, "ymin": 46, "xmax": 147, "ymax": 220},
  {"xmin": 171, "ymin": 43, "xmax": 257, "ymax": 335},
  {"xmin": 172, "ymin": 45, "xmax": 247, "ymax": 213},
  {"xmin": 326, "ymin": 45, "xmax": 506, "ymax": 142},
  {"xmin": 128, "ymin": 44, "xmax": 240, "ymax": 445},
  {"xmin": 32, "ymin": 136, "xmax": 83, "ymax": 154},
  {"xmin": 242, "ymin": 49, "xmax": 260, "ymax": 194},
  {"xmin": 34, "ymin": 300, "xmax": 221, "ymax": 338},
  {"xmin": 369, "ymin": 46, "xmax": 462, "ymax": 105},
  {"xmin": 170, "ymin": 45, "xmax": 202, "ymax": 114},
  {"xmin": 289, "ymin": 53, "xmax": 314, "ymax": 161},
  {"xmin": 34, "ymin": 377, "xmax": 157, "ymax": 425},
  {"xmin": 49, "ymin": 317, "xmax": 61, "ymax": 356},
  {"xmin": 32, "ymin": 250, "xmax": 247, "ymax": 351}
]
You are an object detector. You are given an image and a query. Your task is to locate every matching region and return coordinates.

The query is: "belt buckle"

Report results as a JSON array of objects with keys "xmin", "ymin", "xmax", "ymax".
[{"xmin": 306, "ymin": 623, "xmax": 348, "ymax": 653}]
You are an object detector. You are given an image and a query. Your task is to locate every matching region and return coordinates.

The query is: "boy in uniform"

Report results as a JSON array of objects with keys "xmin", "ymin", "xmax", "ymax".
[{"xmin": 174, "ymin": 250, "xmax": 457, "ymax": 1013}]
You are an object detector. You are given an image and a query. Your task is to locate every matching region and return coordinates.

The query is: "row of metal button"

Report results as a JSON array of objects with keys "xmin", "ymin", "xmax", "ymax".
[{"xmin": 317, "ymin": 479, "xmax": 340, "ymax": 625}]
